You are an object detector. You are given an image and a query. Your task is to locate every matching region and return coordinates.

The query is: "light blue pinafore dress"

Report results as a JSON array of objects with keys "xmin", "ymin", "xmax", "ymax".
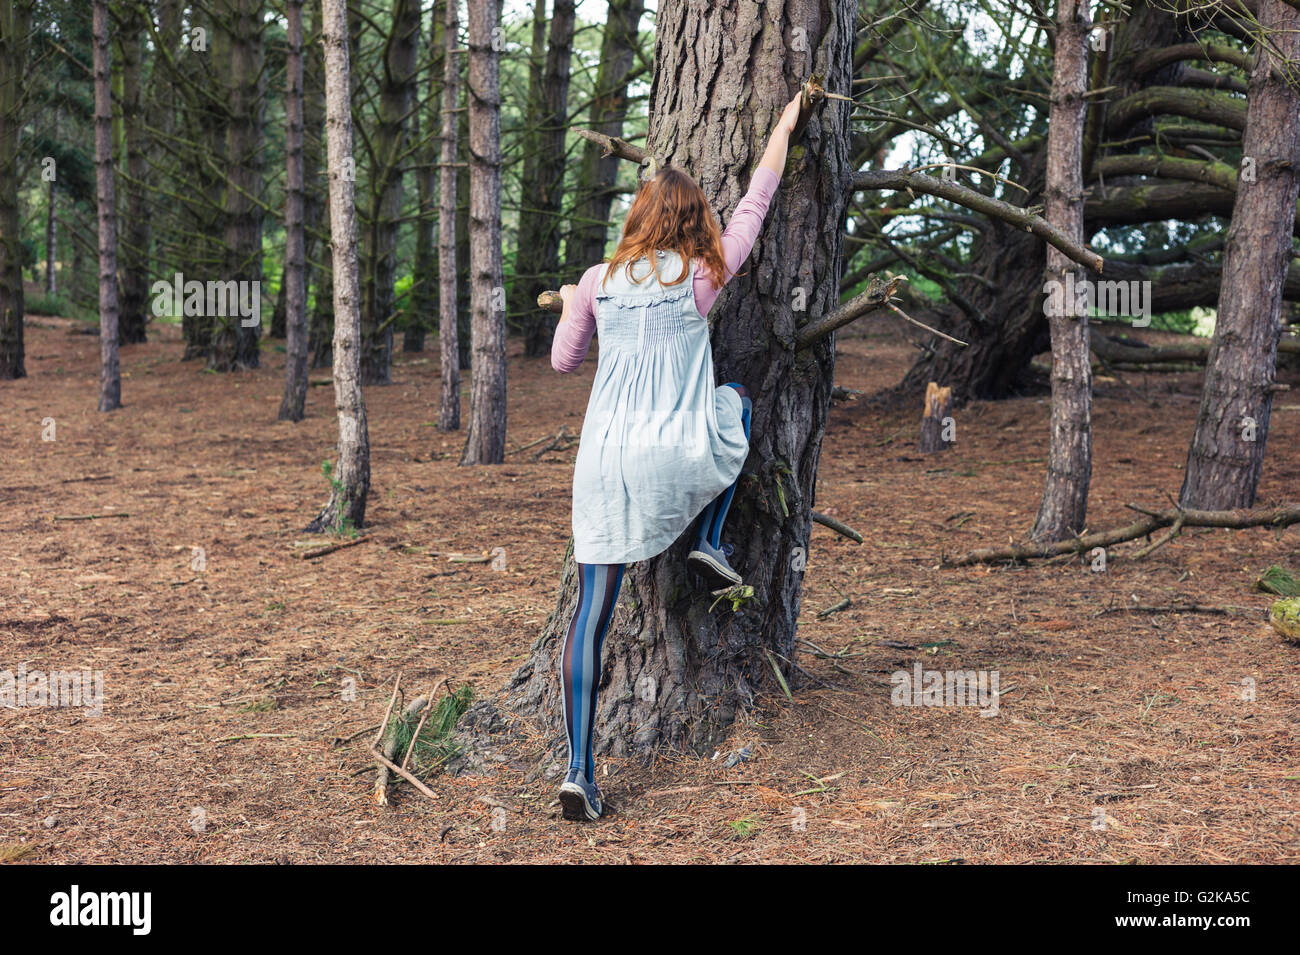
[{"xmin": 571, "ymin": 250, "xmax": 749, "ymax": 565}]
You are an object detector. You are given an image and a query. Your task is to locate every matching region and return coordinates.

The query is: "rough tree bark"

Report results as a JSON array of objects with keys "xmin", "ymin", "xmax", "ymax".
[
  {"xmin": 460, "ymin": 0, "xmax": 506, "ymax": 465},
  {"xmin": 437, "ymin": 0, "xmax": 461, "ymax": 431},
  {"xmin": 279, "ymin": 0, "xmax": 309, "ymax": 422},
  {"xmin": 516, "ymin": 0, "xmax": 575, "ymax": 358},
  {"xmin": 0, "ymin": 0, "xmax": 30, "ymax": 380},
  {"xmin": 1179, "ymin": 0, "xmax": 1300, "ymax": 509},
  {"xmin": 92, "ymin": 0, "xmax": 120, "ymax": 411},
  {"xmin": 209, "ymin": 0, "xmax": 264, "ymax": 371},
  {"xmin": 1030, "ymin": 0, "xmax": 1093, "ymax": 542},
  {"xmin": 507, "ymin": 0, "xmax": 855, "ymax": 758},
  {"xmin": 309, "ymin": 0, "xmax": 371, "ymax": 533}
]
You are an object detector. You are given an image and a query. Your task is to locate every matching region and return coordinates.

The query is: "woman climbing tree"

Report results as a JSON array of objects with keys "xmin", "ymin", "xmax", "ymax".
[{"xmin": 547, "ymin": 92, "xmax": 804, "ymax": 821}]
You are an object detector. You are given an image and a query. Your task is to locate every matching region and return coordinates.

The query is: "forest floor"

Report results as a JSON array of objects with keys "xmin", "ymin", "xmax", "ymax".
[{"xmin": 2, "ymin": 310, "xmax": 1299, "ymax": 864}]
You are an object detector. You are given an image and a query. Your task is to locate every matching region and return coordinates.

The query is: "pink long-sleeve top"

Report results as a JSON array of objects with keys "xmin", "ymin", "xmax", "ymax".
[{"xmin": 550, "ymin": 165, "xmax": 782, "ymax": 373}]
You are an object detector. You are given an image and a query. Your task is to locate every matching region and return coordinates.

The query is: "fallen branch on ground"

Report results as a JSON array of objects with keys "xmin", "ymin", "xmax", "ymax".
[
  {"xmin": 297, "ymin": 535, "xmax": 371, "ymax": 560},
  {"xmin": 811, "ymin": 510, "xmax": 864, "ymax": 543},
  {"xmin": 1092, "ymin": 334, "xmax": 1300, "ymax": 365},
  {"xmin": 944, "ymin": 503, "xmax": 1300, "ymax": 566}
]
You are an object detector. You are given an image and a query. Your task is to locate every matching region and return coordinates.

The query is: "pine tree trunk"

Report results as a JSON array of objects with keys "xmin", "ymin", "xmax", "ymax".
[
  {"xmin": 507, "ymin": 0, "xmax": 855, "ymax": 757},
  {"xmin": 437, "ymin": 0, "xmax": 461, "ymax": 431},
  {"xmin": 44, "ymin": 104, "xmax": 56, "ymax": 296},
  {"xmin": 516, "ymin": 0, "xmax": 574, "ymax": 358},
  {"xmin": 460, "ymin": 0, "xmax": 506, "ymax": 465},
  {"xmin": 118, "ymin": 8, "xmax": 149, "ymax": 345},
  {"xmin": 404, "ymin": 0, "xmax": 443, "ymax": 355},
  {"xmin": 208, "ymin": 0, "xmax": 264, "ymax": 372},
  {"xmin": 92, "ymin": 0, "xmax": 121, "ymax": 411},
  {"xmin": 279, "ymin": 0, "xmax": 309, "ymax": 422},
  {"xmin": 455, "ymin": 109, "xmax": 472, "ymax": 372},
  {"xmin": 309, "ymin": 0, "xmax": 371, "ymax": 533},
  {"xmin": 0, "ymin": 0, "xmax": 30, "ymax": 380},
  {"xmin": 563, "ymin": 0, "xmax": 645, "ymax": 272},
  {"xmin": 359, "ymin": 0, "xmax": 420, "ymax": 385},
  {"xmin": 1179, "ymin": 0, "xmax": 1300, "ymax": 509},
  {"xmin": 1030, "ymin": 0, "xmax": 1092, "ymax": 542}
]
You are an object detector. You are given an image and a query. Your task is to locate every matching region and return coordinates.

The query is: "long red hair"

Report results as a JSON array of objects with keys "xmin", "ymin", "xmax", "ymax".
[{"xmin": 601, "ymin": 166, "xmax": 731, "ymax": 292}]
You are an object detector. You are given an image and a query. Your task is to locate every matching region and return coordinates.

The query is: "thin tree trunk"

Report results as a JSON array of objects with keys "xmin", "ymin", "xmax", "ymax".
[
  {"xmin": 437, "ymin": 0, "xmax": 461, "ymax": 430},
  {"xmin": 1030, "ymin": 0, "xmax": 1092, "ymax": 542},
  {"xmin": 0, "ymin": 0, "xmax": 31, "ymax": 380},
  {"xmin": 404, "ymin": 0, "xmax": 443, "ymax": 354},
  {"xmin": 44, "ymin": 99, "xmax": 57, "ymax": 296},
  {"xmin": 93, "ymin": 0, "xmax": 120, "ymax": 411},
  {"xmin": 118, "ymin": 7, "xmax": 149, "ymax": 344},
  {"xmin": 309, "ymin": 0, "xmax": 371, "ymax": 533},
  {"xmin": 359, "ymin": 0, "xmax": 421, "ymax": 384},
  {"xmin": 279, "ymin": 0, "xmax": 309, "ymax": 422},
  {"xmin": 460, "ymin": 0, "xmax": 505, "ymax": 465},
  {"xmin": 509, "ymin": 0, "xmax": 855, "ymax": 755},
  {"xmin": 1180, "ymin": 0, "xmax": 1300, "ymax": 509},
  {"xmin": 563, "ymin": 0, "xmax": 645, "ymax": 272},
  {"xmin": 209, "ymin": 0, "xmax": 264, "ymax": 371},
  {"xmin": 516, "ymin": 0, "xmax": 575, "ymax": 358}
]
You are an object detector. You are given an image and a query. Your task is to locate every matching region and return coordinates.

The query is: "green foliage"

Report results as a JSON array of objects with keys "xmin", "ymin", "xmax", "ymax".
[
  {"xmin": 1257, "ymin": 566, "xmax": 1300, "ymax": 597},
  {"xmin": 24, "ymin": 292, "xmax": 72, "ymax": 317},
  {"xmin": 386, "ymin": 685, "xmax": 475, "ymax": 777}
]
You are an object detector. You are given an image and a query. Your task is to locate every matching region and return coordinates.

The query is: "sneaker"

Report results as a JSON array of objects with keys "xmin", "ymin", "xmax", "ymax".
[
  {"xmin": 558, "ymin": 769, "xmax": 604, "ymax": 821},
  {"xmin": 688, "ymin": 540, "xmax": 742, "ymax": 590}
]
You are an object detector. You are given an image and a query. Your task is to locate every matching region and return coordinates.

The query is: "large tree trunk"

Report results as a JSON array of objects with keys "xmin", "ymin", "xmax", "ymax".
[
  {"xmin": 208, "ymin": 0, "xmax": 264, "ymax": 372},
  {"xmin": 507, "ymin": 0, "xmax": 855, "ymax": 757},
  {"xmin": 1030, "ymin": 0, "xmax": 1093, "ymax": 542},
  {"xmin": 359, "ymin": 0, "xmax": 420, "ymax": 385},
  {"xmin": 1179, "ymin": 0, "xmax": 1300, "ymax": 509},
  {"xmin": 437, "ymin": 0, "xmax": 461, "ymax": 431},
  {"xmin": 92, "ymin": 0, "xmax": 121, "ymax": 412},
  {"xmin": 118, "ymin": 8, "xmax": 149, "ymax": 345},
  {"xmin": 0, "ymin": 0, "xmax": 30, "ymax": 380},
  {"xmin": 279, "ymin": 0, "xmax": 309, "ymax": 422},
  {"xmin": 459, "ymin": 0, "xmax": 505, "ymax": 465},
  {"xmin": 563, "ymin": 0, "xmax": 645, "ymax": 272},
  {"xmin": 309, "ymin": 0, "xmax": 371, "ymax": 533},
  {"xmin": 897, "ymin": 0, "xmax": 1185, "ymax": 403},
  {"xmin": 516, "ymin": 0, "xmax": 575, "ymax": 358}
]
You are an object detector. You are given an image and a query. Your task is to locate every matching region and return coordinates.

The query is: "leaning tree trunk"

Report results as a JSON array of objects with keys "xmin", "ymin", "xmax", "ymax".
[
  {"xmin": 437, "ymin": 0, "xmax": 461, "ymax": 431},
  {"xmin": 507, "ymin": 0, "xmax": 855, "ymax": 757},
  {"xmin": 92, "ymin": 0, "xmax": 120, "ymax": 412},
  {"xmin": 516, "ymin": 0, "xmax": 575, "ymax": 358},
  {"xmin": 308, "ymin": 0, "xmax": 371, "ymax": 533},
  {"xmin": 279, "ymin": 0, "xmax": 309, "ymax": 422},
  {"xmin": 0, "ymin": 0, "xmax": 30, "ymax": 380},
  {"xmin": 1030, "ymin": 0, "xmax": 1092, "ymax": 542},
  {"xmin": 1179, "ymin": 0, "xmax": 1300, "ymax": 509},
  {"xmin": 459, "ymin": 0, "xmax": 505, "ymax": 465}
]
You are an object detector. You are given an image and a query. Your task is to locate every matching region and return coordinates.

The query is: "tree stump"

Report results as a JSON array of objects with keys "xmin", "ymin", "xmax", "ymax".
[{"xmin": 918, "ymin": 382, "xmax": 953, "ymax": 453}]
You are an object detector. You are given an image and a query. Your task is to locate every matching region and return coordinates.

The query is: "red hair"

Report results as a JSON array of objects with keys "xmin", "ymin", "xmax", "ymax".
[{"xmin": 601, "ymin": 166, "xmax": 731, "ymax": 292}]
